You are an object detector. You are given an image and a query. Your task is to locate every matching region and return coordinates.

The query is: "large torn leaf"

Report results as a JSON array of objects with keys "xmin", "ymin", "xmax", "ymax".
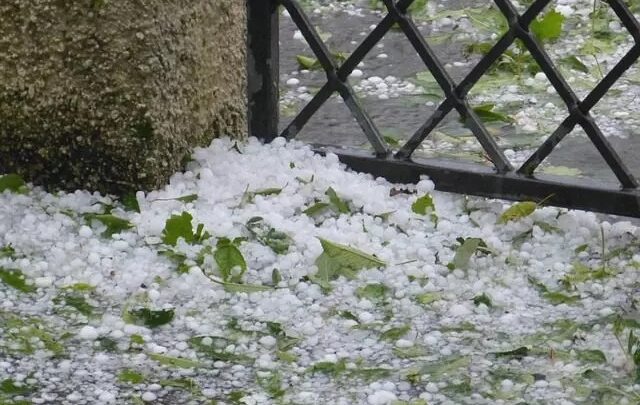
[
  {"xmin": 309, "ymin": 238, "xmax": 386, "ymax": 290},
  {"xmin": 0, "ymin": 267, "xmax": 35, "ymax": 293},
  {"xmin": 412, "ymin": 194, "xmax": 438, "ymax": 224},
  {"xmin": 161, "ymin": 212, "xmax": 210, "ymax": 246},
  {"xmin": 531, "ymin": 9, "xmax": 564, "ymax": 42},
  {"xmin": 498, "ymin": 201, "xmax": 537, "ymax": 224},
  {"xmin": 214, "ymin": 238, "xmax": 247, "ymax": 283},
  {"xmin": 448, "ymin": 237, "xmax": 490, "ymax": 270}
]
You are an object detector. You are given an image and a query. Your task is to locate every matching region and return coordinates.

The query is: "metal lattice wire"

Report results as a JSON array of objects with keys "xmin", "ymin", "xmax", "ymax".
[{"xmin": 278, "ymin": 0, "xmax": 639, "ymax": 189}]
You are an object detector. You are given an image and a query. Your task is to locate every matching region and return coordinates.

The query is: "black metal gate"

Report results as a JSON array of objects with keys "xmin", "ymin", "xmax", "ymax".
[{"xmin": 246, "ymin": 0, "xmax": 640, "ymax": 218}]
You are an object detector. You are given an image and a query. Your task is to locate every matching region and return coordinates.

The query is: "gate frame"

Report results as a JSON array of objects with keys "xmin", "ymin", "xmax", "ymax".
[{"xmin": 246, "ymin": 0, "xmax": 640, "ymax": 218}]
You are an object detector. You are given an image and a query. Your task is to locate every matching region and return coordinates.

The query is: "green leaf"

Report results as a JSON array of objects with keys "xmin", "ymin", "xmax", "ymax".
[
  {"xmin": 148, "ymin": 353, "xmax": 199, "ymax": 369},
  {"xmin": 325, "ymin": 187, "xmax": 350, "ymax": 214},
  {"xmin": 0, "ymin": 244, "xmax": 15, "ymax": 258},
  {"xmin": 246, "ymin": 217, "xmax": 292, "ymax": 255},
  {"xmin": 419, "ymin": 355, "xmax": 470, "ymax": 377},
  {"xmin": 255, "ymin": 188, "xmax": 282, "ymax": 197},
  {"xmin": 62, "ymin": 282, "xmax": 96, "ymax": 292},
  {"xmin": 127, "ymin": 308, "xmax": 175, "ymax": 328},
  {"xmin": 383, "ymin": 134, "xmax": 401, "ymax": 147},
  {"xmin": 380, "ymin": 325, "xmax": 411, "ymax": 341},
  {"xmin": 160, "ymin": 249, "xmax": 190, "ymax": 274},
  {"xmin": 309, "ymin": 359, "xmax": 347, "ymax": 376},
  {"xmin": 130, "ymin": 334, "xmax": 145, "ymax": 345},
  {"xmin": 534, "ymin": 221, "xmax": 561, "ymax": 234},
  {"xmin": 530, "ymin": 9, "xmax": 564, "ymax": 42},
  {"xmin": 351, "ymin": 367, "xmax": 393, "ymax": 381},
  {"xmin": 189, "ymin": 336, "xmax": 253, "ymax": 364},
  {"xmin": 356, "ymin": 283, "xmax": 389, "ymax": 301},
  {"xmin": 511, "ymin": 229, "xmax": 533, "ymax": 248},
  {"xmin": 118, "ymin": 369, "xmax": 145, "ymax": 384},
  {"xmin": 215, "ymin": 238, "xmax": 247, "ymax": 283},
  {"xmin": 374, "ymin": 211, "xmax": 394, "ymax": 221},
  {"xmin": 161, "ymin": 212, "xmax": 194, "ymax": 246},
  {"xmin": 85, "ymin": 214, "xmax": 134, "ymax": 237},
  {"xmin": 574, "ymin": 244, "xmax": 589, "ymax": 254},
  {"xmin": 0, "ymin": 174, "xmax": 27, "ymax": 193},
  {"xmin": 415, "ymin": 292, "xmax": 442, "ymax": 305},
  {"xmin": 530, "ymin": 278, "xmax": 580, "ymax": 305},
  {"xmin": 559, "ymin": 56, "xmax": 589, "ymax": 73},
  {"xmin": 498, "ymin": 201, "xmax": 537, "ymax": 224},
  {"xmin": 0, "ymin": 267, "xmax": 35, "ymax": 293},
  {"xmin": 471, "ymin": 104, "xmax": 514, "ymax": 123},
  {"xmin": 121, "ymin": 193, "xmax": 140, "ymax": 213},
  {"xmin": 576, "ymin": 349, "xmax": 607, "ymax": 364},
  {"xmin": 493, "ymin": 346, "xmax": 529, "ymax": 359},
  {"xmin": 440, "ymin": 321, "xmax": 476, "ymax": 333},
  {"xmin": 393, "ymin": 345, "xmax": 428, "ymax": 359},
  {"xmin": 561, "ymin": 262, "xmax": 614, "ymax": 288},
  {"xmin": 222, "ymin": 282, "xmax": 272, "ymax": 294},
  {"xmin": 296, "ymin": 52, "xmax": 347, "ymax": 70},
  {"xmin": 411, "ymin": 194, "xmax": 436, "ymax": 216},
  {"xmin": 441, "ymin": 376, "xmax": 472, "ymax": 396},
  {"xmin": 271, "ymin": 269, "xmax": 282, "ymax": 285},
  {"xmin": 172, "ymin": 194, "xmax": 197, "ymax": 203},
  {"xmin": 309, "ymin": 238, "xmax": 386, "ymax": 290},
  {"xmin": 55, "ymin": 293, "xmax": 96, "ymax": 316},
  {"xmin": 473, "ymin": 292, "xmax": 493, "ymax": 307},
  {"xmin": 337, "ymin": 310, "xmax": 360, "ymax": 323},
  {"xmin": 98, "ymin": 337, "xmax": 118, "ymax": 352},
  {"xmin": 296, "ymin": 55, "xmax": 321, "ymax": 70},
  {"xmin": 0, "ymin": 378, "xmax": 35, "ymax": 395},
  {"xmin": 370, "ymin": 0, "xmax": 428, "ymax": 13},
  {"xmin": 449, "ymin": 237, "xmax": 487, "ymax": 270},
  {"xmin": 303, "ymin": 202, "xmax": 331, "ymax": 216},
  {"xmin": 159, "ymin": 378, "xmax": 200, "ymax": 393},
  {"xmin": 257, "ymin": 372, "xmax": 285, "ymax": 398},
  {"xmin": 542, "ymin": 291, "xmax": 580, "ymax": 305}
]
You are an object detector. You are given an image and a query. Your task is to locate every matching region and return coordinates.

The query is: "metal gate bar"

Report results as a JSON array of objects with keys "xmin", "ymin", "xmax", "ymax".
[{"xmin": 247, "ymin": 0, "xmax": 640, "ymax": 218}]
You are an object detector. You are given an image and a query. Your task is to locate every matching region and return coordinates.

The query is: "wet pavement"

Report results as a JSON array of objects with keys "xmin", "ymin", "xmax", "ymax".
[{"xmin": 276, "ymin": 0, "xmax": 640, "ymax": 190}]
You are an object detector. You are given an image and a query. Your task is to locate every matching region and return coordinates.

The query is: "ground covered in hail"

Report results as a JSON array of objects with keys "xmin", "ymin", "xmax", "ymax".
[{"xmin": 0, "ymin": 138, "xmax": 639, "ymax": 405}]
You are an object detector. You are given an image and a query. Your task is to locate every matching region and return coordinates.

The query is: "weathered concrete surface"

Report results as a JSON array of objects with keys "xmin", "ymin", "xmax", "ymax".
[{"xmin": 0, "ymin": 0, "xmax": 246, "ymax": 194}]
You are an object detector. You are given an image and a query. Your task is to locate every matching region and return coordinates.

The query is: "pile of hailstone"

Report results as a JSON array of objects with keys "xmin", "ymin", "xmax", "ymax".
[{"xmin": 1, "ymin": 137, "xmax": 639, "ymax": 405}]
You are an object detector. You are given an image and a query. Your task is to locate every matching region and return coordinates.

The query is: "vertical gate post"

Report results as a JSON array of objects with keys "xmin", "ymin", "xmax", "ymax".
[{"xmin": 247, "ymin": 0, "xmax": 280, "ymax": 142}]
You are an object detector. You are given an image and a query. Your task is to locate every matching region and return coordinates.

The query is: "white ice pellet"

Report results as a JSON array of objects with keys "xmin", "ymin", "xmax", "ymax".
[
  {"xmin": 286, "ymin": 78, "xmax": 300, "ymax": 86},
  {"xmin": 367, "ymin": 390, "xmax": 397, "ymax": 405},
  {"xmin": 395, "ymin": 339, "xmax": 414, "ymax": 348},
  {"xmin": 78, "ymin": 326, "xmax": 99, "ymax": 340},
  {"xmin": 448, "ymin": 303, "xmax": 471, "ymax": 317},
  {"xmin": 98, "ymin": 392, "xmax": 116, "ymax": 403},
  {"xmin": 34, "ymin": 277, "xmax": 53, "ymax": 287},
  {"xmin": 79, "ymin": 225, "xmax": 93, "ymax": 238},
  {"xmin": 259, "ymin": 335, "xmax": 277, "ymax": 348}
]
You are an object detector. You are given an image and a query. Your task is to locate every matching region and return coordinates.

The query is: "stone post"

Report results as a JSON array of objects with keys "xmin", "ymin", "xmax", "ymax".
[{"xmin": 0, "ymin": 0, "xmax": 246, "ymax": 194}]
